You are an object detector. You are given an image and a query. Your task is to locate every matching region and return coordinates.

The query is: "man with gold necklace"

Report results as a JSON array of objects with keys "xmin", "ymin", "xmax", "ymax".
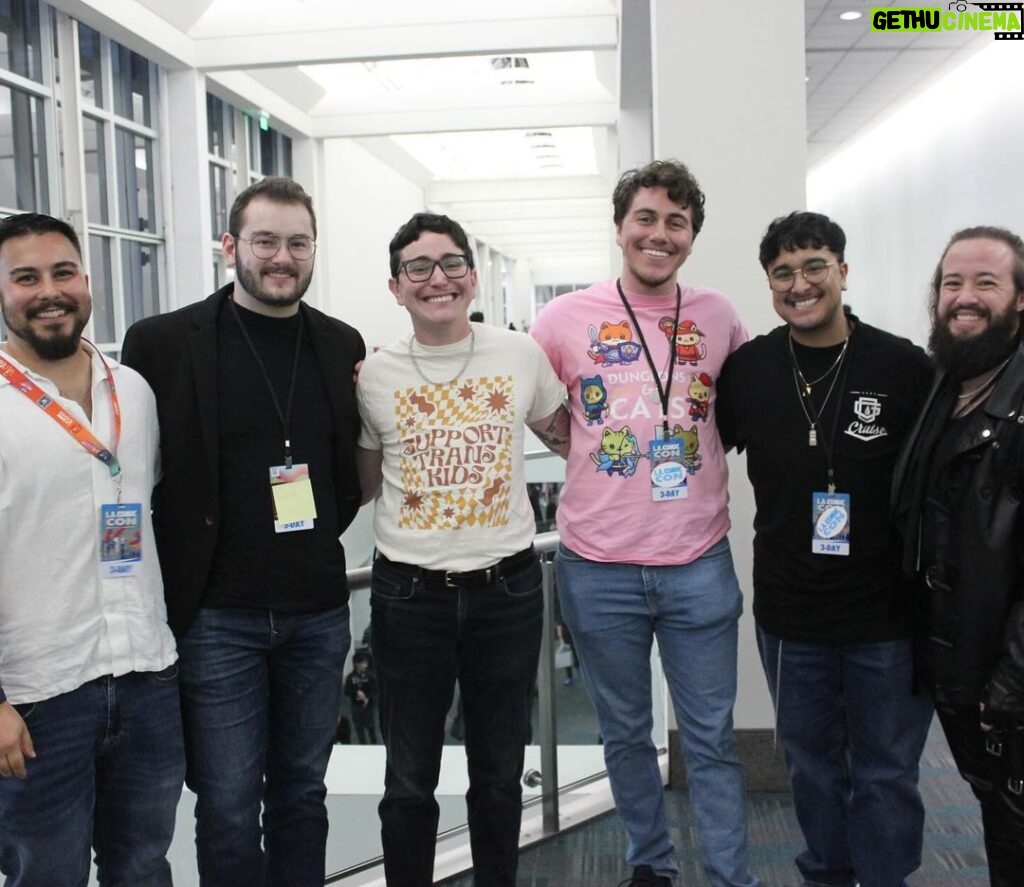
[
  {"xmin": 717, "ymin": 211, "xmax": 934, "ymax": 887},
  {"xmin": 356, "ymin": 212, "xmax": 569, "ymax": 887},
  {"xmin": 894, "ymin": 226, "xmax": 1024, "ymax": 886}
]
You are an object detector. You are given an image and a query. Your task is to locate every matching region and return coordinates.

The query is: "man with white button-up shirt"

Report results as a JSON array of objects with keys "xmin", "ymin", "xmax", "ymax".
[{"xmin": 0, "ymin": 213, "xmax": 183, "ymax": 887}]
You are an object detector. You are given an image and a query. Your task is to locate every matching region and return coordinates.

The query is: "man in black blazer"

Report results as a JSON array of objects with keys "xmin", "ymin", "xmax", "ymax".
[{"xmin": 122, "ymin": 176, "xmax": 364, "ymax": 887}]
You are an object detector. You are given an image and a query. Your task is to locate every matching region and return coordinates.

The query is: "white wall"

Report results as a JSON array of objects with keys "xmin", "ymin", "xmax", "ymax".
[
  {"xmin": 651, "ymin": 0, "xmax": 808, "ymax": 730},
  {"xmin": 319, "ymin": 138, "xmax": 425, "ymax": 352},
  {"xmin": 808, "ymin": 43, "xmax": 1024, "ymax": 348}
]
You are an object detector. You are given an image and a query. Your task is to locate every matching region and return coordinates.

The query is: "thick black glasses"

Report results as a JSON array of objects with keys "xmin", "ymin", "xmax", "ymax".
[{"xmin": 399, "ymin": 254, "xmax": 471, "ymax": 282}]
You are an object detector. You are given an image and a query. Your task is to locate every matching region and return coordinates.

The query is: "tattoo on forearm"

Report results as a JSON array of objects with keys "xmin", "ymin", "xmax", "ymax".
[{"xmin": 533, "ymin": 405, "xmax": 571, "ymax": 455}]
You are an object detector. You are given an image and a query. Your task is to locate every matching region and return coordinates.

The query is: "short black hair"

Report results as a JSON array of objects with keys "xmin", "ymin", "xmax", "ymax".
[
  {"xmin": 389, "ymin": 213, "xmax": 475, "ymax": 278},
  {"xmin": 929, "ymin": 225, "xmax": 1024, "ymax": 318},
  {"xmin": 0, "ymin": 213, "xmax": 82, "ymax": 258},
  {"xmin": 758, "ymin": 211, "xmax": 846, "ymax": 269},
  {"xmin": 612, "ymin": 160, "xmax": 706, "ymax": 235},
  {"xmin": 228, "ymin": 176, "xmax": 316, "ymax": 239}
]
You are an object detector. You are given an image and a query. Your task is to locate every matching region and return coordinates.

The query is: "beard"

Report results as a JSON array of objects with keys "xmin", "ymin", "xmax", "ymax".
[
  {"xmin": 233, "ymin": 258, "xmax": 313, "ymax": 309},
  {"xmin": 1, "ymin": 297, "xmax": 87, "ymax": 360},
  {"xmin": 928, "ymin": 305, "xmax": 1021, "ymax": 382}
]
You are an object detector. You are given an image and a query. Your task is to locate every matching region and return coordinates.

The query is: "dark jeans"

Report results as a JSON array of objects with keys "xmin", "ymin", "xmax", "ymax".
[
  {"xmin": 937, "ymin": 703, "xmax": 1024, "ymax": 887},
  {"xmin": 0, "ymin": 668, "xmax": 185, "ymax": 887},
  {"xmin": 757, "ymin": 629, "xmax": 933, "ymax": 887},
  {"xmin": 371, "ymin": 552, "xmax": 543, "ymax": 887},
  {"xmin": 176, "ymin": 605, "xmax": 350, "ymax": 887}
]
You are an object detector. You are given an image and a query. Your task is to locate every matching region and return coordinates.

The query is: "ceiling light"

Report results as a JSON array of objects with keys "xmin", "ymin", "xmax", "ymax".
[{"xmin": 839, "ymin": 11, "xmax": 862, "ymax": 21}]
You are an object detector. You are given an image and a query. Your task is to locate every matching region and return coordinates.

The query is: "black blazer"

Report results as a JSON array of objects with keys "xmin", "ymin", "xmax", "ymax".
[{"xmin": 121, "ymin": 284, "xmax": 365, "ymax": 636}]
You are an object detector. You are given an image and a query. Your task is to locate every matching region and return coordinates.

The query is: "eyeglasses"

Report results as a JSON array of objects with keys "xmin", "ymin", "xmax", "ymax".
[
  {"xmin": 768, "ymin": 259, "xmax": 837, "ymax": 292},
  {"xmin": 236, "ymin": 235, "xmax": 317, "ymax": 261},
  {"xmin": 399, "ymin": 254, "xmax": 471, "ymax": 282}
]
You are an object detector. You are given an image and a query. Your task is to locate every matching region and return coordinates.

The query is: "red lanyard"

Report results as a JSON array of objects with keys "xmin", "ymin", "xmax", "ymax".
[{"xmin": 0, "ymin": 340, "xmax": 122, "ymax": 477}]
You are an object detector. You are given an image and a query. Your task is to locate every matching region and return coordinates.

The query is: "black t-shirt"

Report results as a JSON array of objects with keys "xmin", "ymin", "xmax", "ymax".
[
  {"xmin": 205, "ymin": 298, "xmax": 346, "ymax": 611},
  {"xmin": 716, "ymin": 315, "xmax": 933, "ymax": 642}
]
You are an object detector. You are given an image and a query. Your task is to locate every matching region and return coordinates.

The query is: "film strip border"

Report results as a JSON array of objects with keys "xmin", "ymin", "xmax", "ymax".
[{"xmin": 972, "ymin": 2, "xmax": 1024, "ymax": 38}]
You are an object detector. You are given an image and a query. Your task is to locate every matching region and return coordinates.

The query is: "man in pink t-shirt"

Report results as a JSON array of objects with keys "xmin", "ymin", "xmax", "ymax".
[{"xmin": 531, "ymin": 160, "xmax": 759, "ymax": 887}]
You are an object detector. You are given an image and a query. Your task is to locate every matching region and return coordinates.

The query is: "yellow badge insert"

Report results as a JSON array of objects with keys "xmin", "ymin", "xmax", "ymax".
[{"xmin": 269, "ymin": 463, "xmax": 317, "ymax": 532}]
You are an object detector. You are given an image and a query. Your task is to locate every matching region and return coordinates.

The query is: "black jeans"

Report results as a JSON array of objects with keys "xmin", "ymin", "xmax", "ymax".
[
  {"xmin": 371, "ymin": 552, "xmax": 543, "ymax": 887},
  {"xmin": 937, "ymin": 703, "xmax": 1024, "ymax": 887}
]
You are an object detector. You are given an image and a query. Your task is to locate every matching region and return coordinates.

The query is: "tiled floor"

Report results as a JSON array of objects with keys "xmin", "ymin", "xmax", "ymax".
[{"xmin": 441, "ymin": 718, "xmax": 990, "ymax": 886}]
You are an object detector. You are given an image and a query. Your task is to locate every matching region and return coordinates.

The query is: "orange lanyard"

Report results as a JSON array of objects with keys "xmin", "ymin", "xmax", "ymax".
[{"xmin": 0, "ymin": 340, "xmax": 122, "ymax": 477}]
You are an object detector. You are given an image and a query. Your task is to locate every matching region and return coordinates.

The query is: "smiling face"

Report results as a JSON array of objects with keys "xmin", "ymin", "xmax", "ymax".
[
  {"xmin": 928, "ymin": 236, "xmax": 1024, "ymax": 380},
  {"xmin": 389, "ymin": 230, "xmax": 477, "ymax": 345},
  {"xmin": 615, "ymin": 187, "xmax": 694, "ymax": 296},
  {"xmin": 936, "ymin": 237, "xmax": 1022, "ymax": 341},
  {"xmin": 0, "ymin": 231, "xmax": 91, "ymax": 361},
  {"xmin": 767, "ymin": 246, "xmax": 848, "ymax": 346},
  {"xmin": 223, "ymin": 197, "xmax": 315, "ymax": 316}
]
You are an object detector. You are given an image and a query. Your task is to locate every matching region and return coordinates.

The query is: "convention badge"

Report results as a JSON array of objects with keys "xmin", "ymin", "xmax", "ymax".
[
  {"xmin": 99, "ymin": 502, "xmax": 143, "ymax": 577},
  {"xmin": 648, "ymin": 428, "xmax": 687, "ymax": 502},
  {"xmin": 269, "ymin": 463, "xmax": 317, "ymax": 533},
  {"xmin": 811, "ymin": 491, "xmax": 851, "ymax": 556}
]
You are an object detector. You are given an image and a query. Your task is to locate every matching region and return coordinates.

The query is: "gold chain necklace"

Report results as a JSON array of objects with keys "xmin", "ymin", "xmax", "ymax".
[{"xmin": 408, "ymin": 329, "xmax": 475, "ymax": 386}]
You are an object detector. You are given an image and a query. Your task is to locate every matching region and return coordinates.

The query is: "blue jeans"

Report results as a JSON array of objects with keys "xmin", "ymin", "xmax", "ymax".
[
  {"xmin": 757, "ymin": 627, "xmax": 934, "ymax": 887},
  {"xmin": 556, "ymin": 538, "xmax": 759, "ymax": 887},
  {"xmin": 176, "ymin": 605, "xmax": 350, "ymax": 887},
  {"xmin": 0, "ymin": 668, "xmax": 185, "ymax": 887},
  {"xmin": 371, "ymin": 552, "xmax": 543, "ymax": 887}
]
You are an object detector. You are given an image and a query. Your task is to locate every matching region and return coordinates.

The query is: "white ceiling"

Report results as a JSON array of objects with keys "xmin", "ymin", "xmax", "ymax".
[{"xmin": 125, "ymin": 0, "xmax": 993, "ymax": 270}]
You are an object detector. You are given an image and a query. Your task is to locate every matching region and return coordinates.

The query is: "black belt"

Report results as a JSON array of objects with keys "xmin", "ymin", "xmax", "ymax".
[{"xmin": 377, "ymin": 546, "xmax": 537, "ymax": 588}]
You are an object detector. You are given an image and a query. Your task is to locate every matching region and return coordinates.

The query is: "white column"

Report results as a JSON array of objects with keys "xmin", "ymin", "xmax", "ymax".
[
  {"xmin": 164, "ymin": 69, "xmax": 214, "ymax": 309},
  {"xmin": 647, "ymin": 0, "xmax": 808, "ymax": 731}
]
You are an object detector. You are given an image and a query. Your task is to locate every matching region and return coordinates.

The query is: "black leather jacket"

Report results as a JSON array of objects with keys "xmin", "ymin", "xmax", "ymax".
[{"xmin": 893, "ymin": 341, "xmax": 1024, "ymax": 720}]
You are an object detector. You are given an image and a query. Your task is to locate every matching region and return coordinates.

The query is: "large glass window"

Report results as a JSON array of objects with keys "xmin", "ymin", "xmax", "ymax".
[
  {"xmin": 121, "ymin": 239, "xmax": 159, "ymax": 328},
  {"xmin": 208, "ymin": 93, "xmax": 296, "ymax": 282},
  {"xmin": 0, "ymin": 0, "xmax": 41, "ymax": 82},
  {"xmin": 115, "ymin": 127, "xmax": 154, "ymax": 232},
  {"xmin": 78, "ymin": 22, "xmax": 101, "ymax": 106},
  {"xmin": 88, "ymin": 234, "xmax": 115, "ymax": 343},
  {"xmin": 111, "ymin": 42, "xmax": 150, "ymax": 126},
  {"xmin": 0, "ymin": 4, "xmax": 165, "ymax": 354},
  {"xmin": 82, "ymin": 114, "xmax": 108, "ymax": 223},
  {"xmin": 0, "ymin": 83, "xmax": 47, "ymax": 211}
]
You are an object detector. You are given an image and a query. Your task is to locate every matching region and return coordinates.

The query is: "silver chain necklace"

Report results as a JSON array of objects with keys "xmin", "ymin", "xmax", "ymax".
[{"xmin": 408, "ymin": 328, "xmax": 475, "ymax": 386}]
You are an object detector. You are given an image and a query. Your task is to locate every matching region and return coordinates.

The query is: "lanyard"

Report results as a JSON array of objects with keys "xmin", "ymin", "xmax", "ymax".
[
  {"xmin": 0, "ymin": 340, "xmax": 122, "ymax": 478},
  {"xmin": 616, "ymin": 279, "xmax": 682, "ymax": 436},
  {"xmin": 230, "ymin": 297, "xmax": 304, "ymax": 469}
]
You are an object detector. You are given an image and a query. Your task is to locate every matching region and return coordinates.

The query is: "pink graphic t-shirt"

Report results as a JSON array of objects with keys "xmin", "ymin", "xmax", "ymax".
[{"xmin": 530, "ymin": 279, "xmax": 747, "ymax": 566}]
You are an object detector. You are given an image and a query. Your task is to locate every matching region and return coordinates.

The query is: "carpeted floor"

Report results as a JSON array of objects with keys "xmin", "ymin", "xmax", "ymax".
[{"xmin": 441, "ymin": 717, "xmax": 989, "ymax": 886}]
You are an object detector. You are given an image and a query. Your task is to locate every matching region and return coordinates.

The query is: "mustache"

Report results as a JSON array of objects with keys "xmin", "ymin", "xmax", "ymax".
[{"xmin": 26, "ymin": 297, "xmax": 78, "ymax": 318}]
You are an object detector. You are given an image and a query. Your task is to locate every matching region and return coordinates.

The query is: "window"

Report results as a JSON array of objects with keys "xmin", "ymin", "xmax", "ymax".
[
  {"xmin": 207, "ymin": 92, "xmax": 295, "ymax": 283},
  {"xmin": 76, "ymin": 23, "xmax": 164, "ymax": 349}
]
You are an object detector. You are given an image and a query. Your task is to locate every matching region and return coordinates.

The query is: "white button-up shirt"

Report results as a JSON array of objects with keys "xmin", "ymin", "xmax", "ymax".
[{"xmin": 0, "ymin": 347, "xmax": 175, "ymax": 704}]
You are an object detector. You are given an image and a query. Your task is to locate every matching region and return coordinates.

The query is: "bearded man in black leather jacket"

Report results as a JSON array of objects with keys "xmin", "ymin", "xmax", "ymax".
[{"xmin": 894, "ymin": 225, "xmax": 1024, "ymax": 886}]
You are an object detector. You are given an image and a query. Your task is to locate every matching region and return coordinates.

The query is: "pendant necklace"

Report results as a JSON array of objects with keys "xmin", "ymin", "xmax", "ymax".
[
  {"xmin": 409, "ymin": 328, "xmax": 475, "ymax": 386},
  {"xmin": 788, "ymin": 333, "xmax": 849, "ymax": 447}
]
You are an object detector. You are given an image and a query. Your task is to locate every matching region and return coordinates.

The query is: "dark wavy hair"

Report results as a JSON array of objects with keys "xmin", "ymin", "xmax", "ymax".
[
  {"xmin": 758, "ymin": 211, "xmax": 846, "ymax": 270},
  {"xmin": 388, "ymin": 213, "xmax": 475, "ymax": 278},
  {"xmin": 612, "ymin": 160, "xmax": 706, "ymax": 235}
]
